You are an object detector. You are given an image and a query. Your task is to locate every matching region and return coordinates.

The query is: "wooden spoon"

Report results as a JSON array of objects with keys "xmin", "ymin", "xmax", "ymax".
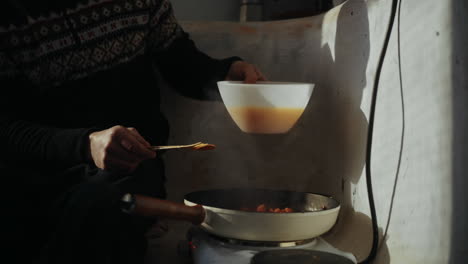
[{"xmin": 150, "ymin": 142, "xmax": 216, "ymax": 151}]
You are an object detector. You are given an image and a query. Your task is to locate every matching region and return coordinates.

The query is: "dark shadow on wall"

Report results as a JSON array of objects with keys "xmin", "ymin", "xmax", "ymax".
[
  {"xmin": 450, "ymin": 0, "xmax": 468, "ymax": 263},
  {"xmin": 313, "ymin": 1, "xmax": 385, "ymax": 262},
  {"xmin": 246, "ymin": 0, "xmax": 389, "ymax": 262},
  {"xmin": 263, "ymin": 0, "xmax": 335, "ymax": 20},
  {"xmin": 319, "ymin": 1, "xmax": 390, "ymax": 263}
]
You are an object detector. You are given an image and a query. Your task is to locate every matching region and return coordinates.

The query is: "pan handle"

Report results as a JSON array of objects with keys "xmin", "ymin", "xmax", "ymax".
[{"xmin": 128, "ymin": 194, "xmax": 205, "ymax": 225}]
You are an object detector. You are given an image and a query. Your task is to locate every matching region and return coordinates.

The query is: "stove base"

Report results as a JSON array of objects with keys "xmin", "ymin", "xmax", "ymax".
[{"xmin": 187, "ymin": 227, "xmax": 357, "ymax": 264}]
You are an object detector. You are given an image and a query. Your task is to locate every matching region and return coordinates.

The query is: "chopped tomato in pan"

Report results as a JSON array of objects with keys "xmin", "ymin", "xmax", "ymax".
[{"xmin": 240, "ymin": 204, "xmax": 295, "ymax": 213}]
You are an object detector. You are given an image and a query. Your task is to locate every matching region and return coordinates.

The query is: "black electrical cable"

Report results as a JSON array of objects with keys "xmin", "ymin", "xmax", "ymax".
[{"xmin": 359, "ymin": 0, "xmax": 400, "ymax": 263}]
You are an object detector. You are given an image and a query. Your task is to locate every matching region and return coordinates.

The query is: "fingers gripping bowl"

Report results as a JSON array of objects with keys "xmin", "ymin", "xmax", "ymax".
[{"xmin": 217, "ymin": 81, "xmax": 315, "ymax": 134}]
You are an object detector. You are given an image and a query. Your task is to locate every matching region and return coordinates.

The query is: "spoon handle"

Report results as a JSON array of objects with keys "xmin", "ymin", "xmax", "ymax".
[{"xmin": 150, "ymin": 142, "xmax": 202, "ymax": 150}]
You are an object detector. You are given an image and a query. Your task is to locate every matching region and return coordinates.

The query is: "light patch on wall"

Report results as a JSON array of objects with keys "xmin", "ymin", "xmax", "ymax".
[{"xmin": 321, "ymin": 4, "xmax": 343, "ymax": 62}]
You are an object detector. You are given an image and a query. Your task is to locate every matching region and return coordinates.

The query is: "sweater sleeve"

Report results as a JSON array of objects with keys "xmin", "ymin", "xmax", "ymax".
[
  {"xmin": 0, "ymin": 77, "xmax": 95, "ymax": 168},
  {"xmin": 147, "ymin": 0, "xmax": 242, "ymax": 101}
]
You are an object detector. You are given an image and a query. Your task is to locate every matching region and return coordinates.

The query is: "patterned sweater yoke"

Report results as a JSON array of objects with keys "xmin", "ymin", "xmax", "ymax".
[{"xmin": 0, "ymin": 0, "xmax": 182, "ymax": 87}]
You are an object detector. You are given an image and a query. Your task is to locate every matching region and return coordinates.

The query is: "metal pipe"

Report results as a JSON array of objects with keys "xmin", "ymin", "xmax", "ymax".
[{"xmin": 240, "ymin": 0, "xmax": 264, "ymax": 22}]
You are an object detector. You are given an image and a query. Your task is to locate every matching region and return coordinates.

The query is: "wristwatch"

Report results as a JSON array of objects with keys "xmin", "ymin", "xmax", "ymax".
[{"xmin": 120, "ymin": 193, "xmax": 136, "ymax": 214}]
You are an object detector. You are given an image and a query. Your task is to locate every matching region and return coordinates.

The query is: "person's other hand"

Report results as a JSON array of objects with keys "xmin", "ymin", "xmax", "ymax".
[
  {"xmin": 88, "ymin": 125, "xmax": 156, "ymax": 173},
  {"xmin": 225, "ymin": 61, "xmax": 267, "ymax": 84}
]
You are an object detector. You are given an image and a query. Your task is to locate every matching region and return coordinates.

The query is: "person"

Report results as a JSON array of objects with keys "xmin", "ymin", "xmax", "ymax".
[{"xmin": 0, "ymin": 0, "xmax": 266, "ymax": 263}]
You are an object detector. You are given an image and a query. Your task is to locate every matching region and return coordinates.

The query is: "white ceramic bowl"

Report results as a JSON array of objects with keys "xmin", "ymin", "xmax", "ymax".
[{"xmin": 217, "ymin": 81, "xmax": 315, "ymax": 134}]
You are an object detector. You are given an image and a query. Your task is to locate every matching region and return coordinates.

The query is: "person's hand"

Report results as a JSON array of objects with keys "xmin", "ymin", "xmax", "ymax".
[
  {"xmin": 88, "ymin": 125, "xmax": 156, "ymax": 173},
  {"xmin": 225, "ymin": 61, "xmax": 267, "ymax": 84}
]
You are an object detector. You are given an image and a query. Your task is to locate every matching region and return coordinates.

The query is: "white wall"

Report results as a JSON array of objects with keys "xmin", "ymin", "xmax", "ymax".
[{"xmin": 153, "ymin": 0, "xmax": 468, "ymax": 263}]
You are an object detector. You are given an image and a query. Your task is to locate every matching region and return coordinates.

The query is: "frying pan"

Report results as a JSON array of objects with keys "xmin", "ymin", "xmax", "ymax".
[{"xmin": 132, "ymin": 188, "xmax": 340, "ymax": 242}]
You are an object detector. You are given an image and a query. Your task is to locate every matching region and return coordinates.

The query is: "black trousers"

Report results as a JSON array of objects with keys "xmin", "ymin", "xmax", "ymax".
[{"xmin": 2, "ymin": 158, "xmax": 166, "ymax": 264}]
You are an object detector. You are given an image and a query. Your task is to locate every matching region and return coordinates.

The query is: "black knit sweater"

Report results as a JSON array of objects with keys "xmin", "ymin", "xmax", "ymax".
[{"xmin": 0, "ymin": 0, "xmax": 240, "ymax": 172}]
